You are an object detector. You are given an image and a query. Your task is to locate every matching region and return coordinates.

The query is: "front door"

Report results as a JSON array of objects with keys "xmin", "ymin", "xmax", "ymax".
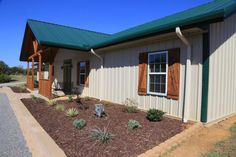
[{"xmin": 63, "ymin": 59, "xmax": 72, "ymax": 93}]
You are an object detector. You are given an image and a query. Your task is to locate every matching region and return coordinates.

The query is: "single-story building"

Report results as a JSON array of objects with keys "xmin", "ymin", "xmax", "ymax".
[{"xmin": 20, "ymin": 0, "xmax": 236, "ymax": 123}]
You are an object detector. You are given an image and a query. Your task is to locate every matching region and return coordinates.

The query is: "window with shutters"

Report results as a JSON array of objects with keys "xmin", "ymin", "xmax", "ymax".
[
  {"xmin": 79, "ymin": 61, "xmax": 86, "ymax": 85},
  {"xmin": 147, "ymin": 51, "xmax": 168, "ymax": 96}
]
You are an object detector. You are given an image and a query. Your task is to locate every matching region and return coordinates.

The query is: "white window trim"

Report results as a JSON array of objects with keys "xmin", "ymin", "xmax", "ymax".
[
  {"xmin": 147, "ymin": 51, "xmax": 168, "ymax": 96},
  {"xmin": 79, "ymin": 61, "xmax": 86, "ymax": 86}
]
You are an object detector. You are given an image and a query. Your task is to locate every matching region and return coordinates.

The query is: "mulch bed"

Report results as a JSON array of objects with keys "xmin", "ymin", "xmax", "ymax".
[
  {"xmin": 10, "ymin": 86, "xmax": 29, "ymax": 93},
  {"xmin": 21, "ymin": 98, "xmax": 186, "ymax": 157}
]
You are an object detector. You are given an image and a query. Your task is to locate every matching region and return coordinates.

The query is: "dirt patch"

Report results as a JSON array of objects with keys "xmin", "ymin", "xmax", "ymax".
[
  {"xmin": 165, "ymin": 116, "xmax": 236, "ymax": 157},
  {"xmin": 10, "ymin": 86, "xmax": 29, "ymax": 93},
  {"xmin": 21, "ymin": 98, "xmax": 186, "ymax": 157}
]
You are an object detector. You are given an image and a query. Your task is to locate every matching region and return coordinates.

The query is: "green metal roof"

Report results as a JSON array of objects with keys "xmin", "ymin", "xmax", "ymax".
[
  {"xmin": 92, "ymin": 0, "xmax": 236, "ymax": 49},
  {"xmin": 27, "ymin": 20, "xmax": 111, "ymax": 51},
  {"xmin": 22, "ymin": 0, "xmax": 236, "ymax": 55}
]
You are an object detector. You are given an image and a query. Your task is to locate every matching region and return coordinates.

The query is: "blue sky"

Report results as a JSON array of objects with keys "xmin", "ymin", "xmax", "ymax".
[{"xmin": 0, "ymin": 0, "xmax": 212, "ymax": 68}]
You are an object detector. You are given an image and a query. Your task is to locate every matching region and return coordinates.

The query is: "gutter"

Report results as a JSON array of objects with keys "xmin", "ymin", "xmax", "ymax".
[
  {"xmin": 90, "ymin": 49, "xmax": 103, "ymax": 101},
  {"xmin": 176, "ymin": 27, "xmax": 191, "ymax": 123}
]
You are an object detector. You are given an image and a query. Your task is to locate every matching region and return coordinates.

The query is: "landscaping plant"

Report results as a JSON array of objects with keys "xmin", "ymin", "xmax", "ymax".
[
  {"xmin": 128, "ymin": 119, "xmax": 141, "ymax": 129},
  {"xmin": 0, "ymin": 73, "xmax": 11, "ymax": 83},
  {"xmin": 73, "ymin": 119, "xmax": 86, "ymax": 129},
  {"xmin": 122, "ymin": 98, "xmax": 138, "ymax": 113},
  {"xmin": 55, "ymin": 104, "xmax": 65, "ymax": 111},
  {"xmin": 65, "ymin": 108, "xmax": 79, "ymax": 117},
  {"xmin": 146, "ymin": 109, "xmax": 165, "ymax": 121},
  {"xmin": 90, "ymin": 124, "xmax": 114, "ymax": 143},
  {"xmin": 68, "ymin": 95, "xmax": 73, "ymax": 102},
  {"xmin": 31, "ymin": 95, "xmax": 41, "ymax": 103},
  {"xmin": 48, "ymin": 100, "xmax": 57, "ymax": 106}
]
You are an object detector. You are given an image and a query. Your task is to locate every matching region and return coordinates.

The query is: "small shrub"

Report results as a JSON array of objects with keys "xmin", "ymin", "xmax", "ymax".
[
  {"xmin": 48, "ymin": 100, "xmax": 57, "ymax": 106},
  {"xmin": 146, "ymin": 109, "xmax": 165, "ymax": 122},
  {"xmin": 128, "ymin": 119, "xmax": 141, "ymax": 129},
  {"xmin": 73, "ymin": 119, "xmax": 86, "ymax": 129},
  {"xmin": 122, "ymin": 98, "xmax": 138, "ymax": 113},
  {"xmin": 31, "ymin": 95, "xmax": 41, "ymax": 103},
  {"xmin": 90, "ymin": 125, "xmax": 114, "ymax": 143},
  {"xmin": 68, "ymin": 95, "xmax": 73, "ymax": 102},
  {"xmin": 55, "ymin": 104, "xmax": 65, "ymax": 111},
  {"xmin": 65, "ymin": 108, "xmax": 79, "ymax": 117},
  {"xmin": 84, "ymin": 96, "xmax": 91, "ymax": 101}
]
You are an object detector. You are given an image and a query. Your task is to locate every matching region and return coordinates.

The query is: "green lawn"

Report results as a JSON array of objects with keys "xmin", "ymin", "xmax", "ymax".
[{"xmin": 201, "ymin": 123, "xmax": 236, "ymax": 157}]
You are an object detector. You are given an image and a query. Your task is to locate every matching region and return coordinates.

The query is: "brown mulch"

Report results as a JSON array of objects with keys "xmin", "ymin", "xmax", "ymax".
[
  {"xmin": 21, "ymin": 98, "xmax": 186, "ymax": 157},
  {"xmin": 10, "ymin": 86, "xmax": 29, "ymax": 93}
]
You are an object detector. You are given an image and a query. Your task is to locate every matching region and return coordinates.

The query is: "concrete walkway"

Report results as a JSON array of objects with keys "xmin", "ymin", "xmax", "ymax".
[
  {"xmin": 0, "ymin": 81, "xmax": 26, "ymax": 88},
  {"xmin": 0, "ymin": 93, "xmax": 31, "ymax": 157}
]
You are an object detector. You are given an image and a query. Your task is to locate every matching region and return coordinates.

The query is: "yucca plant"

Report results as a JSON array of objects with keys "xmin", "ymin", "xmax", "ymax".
[
  {"xmin": 48, "ymin": 100, "xmax": 57, "ymax": 106},
  {"xmin": 90, "ymin": 123, "xmax": 114, "ymax": 143},
  {"xmin": 65, "ymin": 108, "xmax": 79, "ymax": 117},
  {"xmin": 31, "ymin": 95, "xmax": 41, "ymax": 103},
  {"xmin": 68, "ymin": 95, "xmax": 73, "ymax": 102},
  {"xmin": 55, "ymin": 104, "xmax": 65, "ymax": 111}
]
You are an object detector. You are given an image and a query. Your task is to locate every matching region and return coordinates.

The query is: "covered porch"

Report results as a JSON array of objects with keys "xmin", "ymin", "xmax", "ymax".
[{"xmin": 20, "ymin": 24, "xmax": 58, "ymax": 98}]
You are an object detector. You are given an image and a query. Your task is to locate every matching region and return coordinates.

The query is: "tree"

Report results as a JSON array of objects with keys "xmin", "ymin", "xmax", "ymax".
[{"xmin": 0, "ymin": 60, "xmax": 9, "ymax": 74}]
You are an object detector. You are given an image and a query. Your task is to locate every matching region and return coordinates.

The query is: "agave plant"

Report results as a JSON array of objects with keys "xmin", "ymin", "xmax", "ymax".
[
  {"xmin": 48, "ymin": 100, "xmax": 57, "ymax": 106},
  {"xmin": 65, "ymin": 108, "xmax": 79, "ymax": 117}
]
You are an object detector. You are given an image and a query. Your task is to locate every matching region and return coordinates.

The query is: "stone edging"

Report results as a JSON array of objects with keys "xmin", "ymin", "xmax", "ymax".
[{"xmin": 138, "ymin": 122, "xmax": 203, "ymax": 157}]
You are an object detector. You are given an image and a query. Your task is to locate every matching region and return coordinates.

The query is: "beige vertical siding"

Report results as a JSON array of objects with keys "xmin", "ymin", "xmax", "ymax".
[
  {"xmin": 207, "ymin": 13, "xmax": 236, "ymax": 122},
  {"xmin": 53, "ymin": 34, "xmax": 203, "ymax": 121}
]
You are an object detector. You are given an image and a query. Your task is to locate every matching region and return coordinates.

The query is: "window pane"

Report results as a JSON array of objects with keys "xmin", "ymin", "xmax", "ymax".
[
  {"xmin": 80, "ymin": 74, "xmax": 85, "ymax": 85},
  {"xmin": 161, "ymin": 53, "xmax": 166, "ymax": 62},
  {"xmin": 149, "ymin": 55, "xmax": 155, "ymax": 64},
  {"xmin": 149, "ymin": 64, "xmax": 155, "ymax": 72},
  {"xmin": 161, "ymin": 84, "xmax": 166, "ymax": 93},
  {"xmin": 80, "ymin": 62, "xmax": 86, "ymax": 73},
  {"xmin": 159, "ymin": 75, "xmax": 166, "ymax": 84},
  {"xmin": 154, "ymin": 54, "xmax": 161, "ymax": 63},
  {"xmin": 155, "ymin": 64, "xmax": 160, "ymax": 72},
  {"xmin": 149, "ymin": 83, "xmax": 155, "ymax": 92},
  {"xmin": 160, "ymin": 63, "xmax": 166, "ymax": 72}
]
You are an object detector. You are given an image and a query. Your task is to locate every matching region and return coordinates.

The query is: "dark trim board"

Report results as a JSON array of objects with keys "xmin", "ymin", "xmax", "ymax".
[{"xmin": 201, "ymin": 32, "xmax": 210, "ymax": 123}]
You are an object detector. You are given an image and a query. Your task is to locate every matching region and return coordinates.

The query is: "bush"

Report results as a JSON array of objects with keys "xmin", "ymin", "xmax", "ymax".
[
  {"xmin": 146, "ymin": 109, "xmax": 165, "ymax": 122},
  {"xmin": 48, "ymin": 100, "xmax": 57, "ymax": 106},
  {"xmin": 31, "ymin": 95, "xmax": 41, "ymax": 103},
  {"xmin": 55, "ymin": 104, "xmax": 65, "ymax": 111},
  {"xmin": 90, "ymin": 125, "xmax": 114, "ymax": 143},
  {"xmin": 73, "ymin": 119, "xmax": 86, "ymax": 129},
  {"xmin": 68, "ymin": 95, "xmax": 73, "ymax": 102},
  {"xmin": 122, "ymin": 98, "xmax": 138, "ymax": 113},
  {"xmin": 0, "ymin": 73, "xmax": 11, "ymax": 83},
  {"xmin": 65, "ymin": 108, "xmax": 79, "ymax": 117},
  {"xmin": 128, "ymin": 119, "xmax": 141, "ymax": 129}
]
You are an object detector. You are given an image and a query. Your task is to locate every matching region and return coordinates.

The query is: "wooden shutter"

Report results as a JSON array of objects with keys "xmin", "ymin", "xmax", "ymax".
[
  {"xmin": 77, "ymin": 62, "xmax": 80, "ymax": 85},
  {"xmin": 138, "ymin": 52, "xmax": 148, "ymax": 95},
  {"xmin": 167, "ymin": 48, "xmax": 180, "ymax": 100},
  {"xmin": 85, "ymin": 61, "xmax": 90, "ymax": 87}
]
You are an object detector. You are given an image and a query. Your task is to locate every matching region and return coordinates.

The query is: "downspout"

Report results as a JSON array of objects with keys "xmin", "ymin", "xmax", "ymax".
[
  {"xmin": 90, "ymin": 49, "xmax": 103, "ymax": 101},
  {"xmin": 176, "ymin": 27, "xmax": 191, "ymax": 123}
]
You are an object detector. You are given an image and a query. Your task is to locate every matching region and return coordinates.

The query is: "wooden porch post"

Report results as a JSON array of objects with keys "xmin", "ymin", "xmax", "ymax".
[
  {"xmin": 27, "ymin": 61, "xmax": 29, "ymax": 88},
  {"xmin": 32, "ymin": 58, "xmax": 34, "ymax": 89},
  {"xmin": 49, "ymin": 61, "xmax": 53, "ymax": 99},
  {"xmin": 38, "ymin": 54, "xmax": 42, "ymax": 93}
]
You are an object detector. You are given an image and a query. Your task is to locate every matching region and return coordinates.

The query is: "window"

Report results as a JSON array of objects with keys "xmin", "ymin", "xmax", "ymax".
[
  {"xmin": 147, "ymin": 51, "xmax": 168, "ymax": 96},
  {"xmin": 79, "ymin": 62, "xmax": 86, "ymax": 85}
]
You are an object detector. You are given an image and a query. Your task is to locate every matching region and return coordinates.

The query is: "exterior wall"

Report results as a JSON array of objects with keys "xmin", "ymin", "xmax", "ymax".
[
  {"xmin": 207, "ymin": 13, "xmax": 236, "ymax": 122},
  {"xmin": 53, "ymin": 34, "xmax": 203, "ymax": 121}
]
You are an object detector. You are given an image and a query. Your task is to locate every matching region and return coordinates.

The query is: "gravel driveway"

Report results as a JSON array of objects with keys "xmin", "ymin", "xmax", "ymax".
[{"xmin": 0, "ymin": 93, "xmax": 31, "ymax": 157}]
